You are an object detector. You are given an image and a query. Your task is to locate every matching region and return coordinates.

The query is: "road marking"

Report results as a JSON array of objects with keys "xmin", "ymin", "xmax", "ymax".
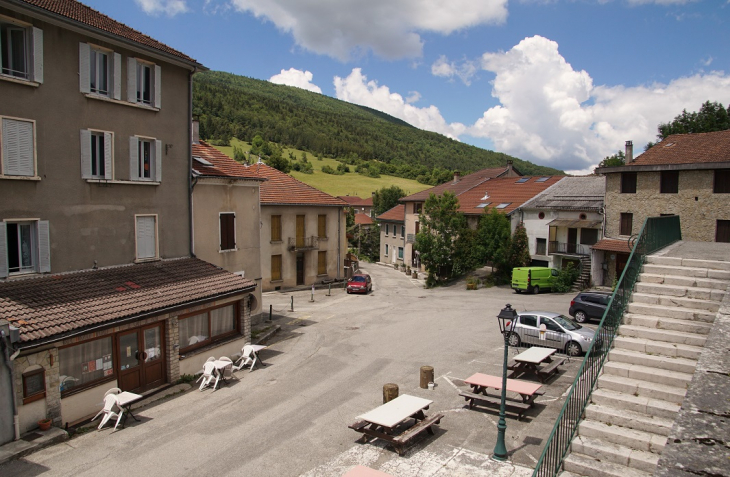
[
  {"xmin": 525, "ymin": 452, "xmax": 538, "ymax": 464},
  {"xmin": 441, "ymin": 375, "xmax": 459, "ymax": 391}
]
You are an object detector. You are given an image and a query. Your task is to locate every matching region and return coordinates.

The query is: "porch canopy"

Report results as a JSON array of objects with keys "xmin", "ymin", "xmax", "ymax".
[{"xmin": 546, "ymin": 219, "xmax": 601, "ymax": 229}]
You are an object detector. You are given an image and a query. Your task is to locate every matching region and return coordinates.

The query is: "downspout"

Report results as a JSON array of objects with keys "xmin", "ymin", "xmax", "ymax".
[
  {"xmin": 337, "ymin": 207, "xmax": 341, "ymax": 279},
  {"xmin": 188, "ymin": 67, "xmax": 197, "ymax": 258},
  {"xmin": 1, "ymin": 332, "xmax": 20, "ymax": 440}
]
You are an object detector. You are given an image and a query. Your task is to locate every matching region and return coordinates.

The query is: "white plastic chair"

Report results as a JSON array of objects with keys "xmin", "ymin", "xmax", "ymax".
[
  {"xmin": 104, "ymin": 387, "xmax": 122, "ymax": 398},
  {"xmin": 197, "ymin": 361, "xmax": 218, "ymax": 391},
  {"xmin": 205, "ymin": 356, "xmax": 216, "ymax": 363},
  {"xmin": 233, "ymin": 345, "xmax": 256, "ymax": 373},
  {"xmin": 92, "ymin": 394, "xmax": 124, "ymax": 431},
  {"xmin": 217, "ymin": 356, "xmax": 236, "ymax": 380}
]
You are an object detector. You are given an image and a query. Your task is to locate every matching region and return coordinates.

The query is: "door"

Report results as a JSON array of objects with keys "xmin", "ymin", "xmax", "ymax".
[
  {"xmin": 296, "ymin": 215, "xmax": 305, "ymax": 248},
  {"xmin": 540, "ymin": 317, "xmax": 567, "ymax": 350},
  {"xmin": 615, "ymin": 253, "xmax": 629, "ymax": 281},
  {"xmin": 296, "ymin": 252, "xmax": 305, "ymax": 285},
  {"xmin": 567, "ymin": 228, "xmax": 578, "ymax": 254},
  {"xmin": 117, "ymin": 323, "xmax": 165, "ymax": 392}
]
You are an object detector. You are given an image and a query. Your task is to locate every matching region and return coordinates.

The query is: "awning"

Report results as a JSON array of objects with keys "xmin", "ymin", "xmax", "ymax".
[
  {"xmin": 547, "ymin": 219, "xmax": 601, "ymax": 228},
  {"xmin": 591, "ymin": 238, "xmax": 632, "ymax": 253}
]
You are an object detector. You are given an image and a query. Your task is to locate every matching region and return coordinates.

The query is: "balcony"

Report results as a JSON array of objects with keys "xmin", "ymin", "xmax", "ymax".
[
  {"xmin": 406, "ymin": 233, "xmax": 415, "ymax": 244},
  {"xmin": 288, "ymin": 236, "xmax": 319, "ymax": 251},
  {"xmin": 548, "ymin": 241, "xmax": 592, "ymax": 256}
]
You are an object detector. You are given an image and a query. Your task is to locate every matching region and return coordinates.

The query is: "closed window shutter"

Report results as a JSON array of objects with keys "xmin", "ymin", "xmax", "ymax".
[
  {"xmin": 154, "ymin": 65, "xmax": 161, "ymax": 108},
  {"xmin": 0, "ymin": 222, "xmax": 7, "ymax": 278},
  {"xmin": 155, "ymin": 139, "xmax": 162, "ymax": 182},
  {"xmin": 127, "ymin": 58, "xmax": 137, "ymax": 103},
  {"xmin": 220, "ymin": 213, "xmax": 235, "ymax": 250},
  {"xmin": 79, "ymin": 43, "xmax": 90, "ymax": 93},
  {"xmin": 2, "ymin": 118, "xmax": 34, "ymax": 176},
  {"xmin": 103, "ymin": 132, "xmax": 113, "ymax": 179},
  {"xmin": 136, "ymin": 216, "xmax": 156, "ymax": 259},
  {"xmin": 37, "ymin": 220, "xmax": 50, "ymax": 273},
  {"xmin": 318, "ymin": 251, "xmax": 326, "ymax": 275},
  {"xmin": 80, "ymin": 129, "xmax": 91, "ymax": 178},
  {"xmin": 129, "ymin": 136, "xmax": 139, "ymax": 180},
  {"xmin": 32, "ymin": 27, "xmax": 43, "ymax": 84},
  {"xmin": 112, "ymin": 53, "xmax": 122, "ymax": 100}
]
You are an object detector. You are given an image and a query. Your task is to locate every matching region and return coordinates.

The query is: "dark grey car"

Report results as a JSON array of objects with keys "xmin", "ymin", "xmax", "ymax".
[
  {"xmin": 507, "ymin": 311, "xmax": 596, "ymax": 357},
  {"xmin": 569, "ymin": 291, "xmax": 612, "ymax": 323}
]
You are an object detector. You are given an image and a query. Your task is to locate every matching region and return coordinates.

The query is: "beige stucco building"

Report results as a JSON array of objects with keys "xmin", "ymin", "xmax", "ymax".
[{"xmin": 377, "ymin": 204, "xmax": 406, "ymax": 266}]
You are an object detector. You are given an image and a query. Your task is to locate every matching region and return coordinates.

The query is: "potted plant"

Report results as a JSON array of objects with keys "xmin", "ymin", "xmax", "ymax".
[
  {"xmin": 466, "ymin": 277, "xmax": 478, "ymax": 290},
  {"xmin": 38, "ymin": 418, "xmax": 52, "ymax": 431},
  {"xmin": 412, "ymin": 270, "xmax": 418, "ymax": 279}
]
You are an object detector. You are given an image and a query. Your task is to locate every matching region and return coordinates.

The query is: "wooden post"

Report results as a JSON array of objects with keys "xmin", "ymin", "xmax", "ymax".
[
  {"xmin": 383, "ymin": 383, "xmax": 399, "ymax": 404},
  {"xmin": 420, "ymin": 366, "xmax": 434, "ymax": 389}
]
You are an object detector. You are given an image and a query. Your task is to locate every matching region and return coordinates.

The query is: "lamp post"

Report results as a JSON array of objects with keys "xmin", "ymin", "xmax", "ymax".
[{"xmin": 493, "ymin": 303, "xmax": 518, "ymax": 461}]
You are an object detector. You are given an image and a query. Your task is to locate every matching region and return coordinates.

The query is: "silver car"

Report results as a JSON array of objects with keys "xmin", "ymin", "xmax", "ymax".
[{"xmin": 507, "ymin": 311, "xmax": 596, "ymax": 357}]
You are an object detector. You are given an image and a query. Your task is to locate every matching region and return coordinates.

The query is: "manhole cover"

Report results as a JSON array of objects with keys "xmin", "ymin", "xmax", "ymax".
[{"xmin": 22, "ymin": 432, "xmax": 42, "ymax": 442}]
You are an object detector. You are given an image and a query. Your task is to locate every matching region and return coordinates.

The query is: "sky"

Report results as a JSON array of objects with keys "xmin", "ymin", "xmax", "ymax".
[{"xmin": 82, "ymin": 0, "xmax": 730, "ymax": 175}]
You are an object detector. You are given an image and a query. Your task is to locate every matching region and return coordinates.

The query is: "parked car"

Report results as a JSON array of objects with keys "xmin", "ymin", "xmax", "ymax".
[
  {"xmin": 511, "ymin": 267, "xmax": 558, "ymax": 294},
  {"xmin": 569, "ymin": 291, "xmax": 612, "ymax": 323},
  {"xmin": 506, "ymin": 311, "xmax": 596, "ymax": 356},
  {"xmin": 346, "ymin": 273, "xmax": 372, "ymax": 294}
]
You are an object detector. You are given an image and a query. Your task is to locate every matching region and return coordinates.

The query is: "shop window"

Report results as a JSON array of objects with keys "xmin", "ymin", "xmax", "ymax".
[
  {"xmin": 22, "ymin": 366, "xmax": 45, "ymax": 404},
  {"xmin": 59, "ymin": 337, "xmax": 114, "ymax": 395},
  {"xmin": 179, "ymin": 304, "xmax": 238, "ymax": 352}
]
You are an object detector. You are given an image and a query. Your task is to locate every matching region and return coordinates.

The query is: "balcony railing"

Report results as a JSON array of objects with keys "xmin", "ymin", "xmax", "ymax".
[
  {"xmin": 288, "ymin": 236, "xmax": 319, "ymax": 251},
  {"xmin": 548, "ymin": 241, "xmax": 591, "ymax": 256}
]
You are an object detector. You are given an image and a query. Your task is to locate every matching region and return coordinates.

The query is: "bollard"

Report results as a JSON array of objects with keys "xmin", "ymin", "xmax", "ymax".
[
  {"xmin": 268, "ymin": 304, "xmax": 272, "ymax": 322},
  {"xmin": 383, "ymin": 383, "xmax": 399, "ymax": 404},
  {"xmin": 420, "ymin": 366, "xmax": 434, "ymax": 389},
  {"xmin": 310, "ymin": 284, "xmax": 315, "ymax": 302},
  {"xmin": 290, "ymin": 296, "xmax": 294, "ymax": 312},
  {"xmin": 327, "ymin": 283, "xmax": 331, "ymax": 296}
]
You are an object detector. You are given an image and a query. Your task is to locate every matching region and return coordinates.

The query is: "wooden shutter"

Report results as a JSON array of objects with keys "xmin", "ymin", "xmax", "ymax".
[
  {"xmin": 37, "ymin": 220, "xmax": 50, "ymax": 273},
  {"xmin": 271, "ymin": 255, "xmax": 282, "ymax": 281},
  {"xmin": 129, "ymin": 136, "xmax": 139, "ymax": 180},
  {"xmin": 80, "ymin": 129, "xmax": 91, "ymax": 178},
  {"xmin": 154, "ymin": 139, "xmax": 162, "ymax": 182},
  {"xmin": 154, "ymin": 65, "xmax": 162, "ymax": 108},
  {"xmin": 79, "ymin": 43, "xmax": 90, "ymax": 93},
  {"xmin": 0, "ymin": 222, "xmax": 7, "ymax": 278},
  {"xmin": 112, "ymin": 53, "xmax": 122, "ymax": 100},
  {"xmin": 271, "ymin": 215, "xmax": 281, "ymax": 241},
  {"xmin": 127, "ymin": 58, "xmax": 137, "ymax": 103},
  {"xmin": 32, "ymin": 27, "xmax": 43, "ymax": 83},
  {"xmin": 620, "ymin": 213, "xmax": 633, "ymax": 236},
  {"xmin": 2, "ymin": 118, "xmax": 34, "ymax": 176},
  {"xmin": 220, "ymin": 213, "xmax": 235, "ymax": 250},
  {"xmin": 318, "ymin": 251, "xmax": 326, "ymax": 275},
  {"xmin": 103, "ymin": 132, "xmax": 113, "ymax": 179},
  {"xmin": 296, "ymin": 215, "xmax": 305, "ymax": 248},
  {"xmin": 318, "ymin": 215, "xmax": 326, "ymax": 238},
  {"xmin": 136, "ymin": 216, "xmax": 156, "ymax": 259}
]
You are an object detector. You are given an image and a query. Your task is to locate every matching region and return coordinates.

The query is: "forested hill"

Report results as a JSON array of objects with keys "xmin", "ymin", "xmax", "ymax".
[{"xmin": 193, "ymin": 70, "xmax": 563, "ymax": 177}]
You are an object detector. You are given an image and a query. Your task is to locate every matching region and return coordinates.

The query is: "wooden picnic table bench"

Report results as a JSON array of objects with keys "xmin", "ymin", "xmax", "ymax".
[
  {"xmin": 460, "ymin": 373, "xmax": 544, "ymax": 421},
  {"xmin": 458, "ymin": 390, "xmax": 532, "ymax": 420}
]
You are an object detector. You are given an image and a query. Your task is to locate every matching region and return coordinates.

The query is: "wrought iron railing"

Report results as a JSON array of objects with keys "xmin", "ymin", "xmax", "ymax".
[
  {"xmin": 288, "ymin": 236, "xmax": 319, "ymax": 251},
  {"xmin": 532, "ymin": 215, "xmax": 681, "ymax": 477},
  {"xmin": 548, "ymin": 241, "xmax": 591, "ymax": 256}
]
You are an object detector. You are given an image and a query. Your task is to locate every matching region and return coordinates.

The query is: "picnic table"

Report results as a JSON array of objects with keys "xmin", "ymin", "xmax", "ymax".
[
  {"xmin": 459, "ymin": 373, "xmax": 544, "ymax": 420},
  {"xmin": 349, "ymin": 394, "xmax": 444, "ymax": 456},
  {"xmin": 508, "ymin": 347, "xmax": 566, "ymax": 383},
  {"xmin": 342, "ymin": 465, "xmax": 394, "ymax": 477}
]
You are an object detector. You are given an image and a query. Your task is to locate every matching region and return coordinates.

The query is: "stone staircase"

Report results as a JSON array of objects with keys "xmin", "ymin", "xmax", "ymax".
[
  {"xmin": 571, "ymin": 256, "xmax": 592, "ymax": 292},
  {"xmin": 560, "ymin": 254, "xmax": 730, "ymax": 477}
]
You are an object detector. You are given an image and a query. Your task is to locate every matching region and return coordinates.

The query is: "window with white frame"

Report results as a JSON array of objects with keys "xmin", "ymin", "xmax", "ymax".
[
  {"xmin": 385, "ymin": 244, "xmax": 389, "ymax": 256},
  {"xmin": 385, "ymin": 224, "xmax": 389, "ymax": 236},
  {"xmin": 127, "ymin": 58, "xmax": 161, "ymax": 108},
  {"xmin": 398, "ymin": 247, "xmax": 404, "ymax": 259},
  {"xmin": 1, "ymin": 117, "xmax": 36, "ymax": 177},
  {"xmin": 80, "ymin": 130, "xmax": 112, "ymax": 179},
  {"xmin": 135, "ymin": 215, "xmax": 158, "ymax": 261},
  {"xmin": 129, "ymin": 136, "xmax": 161, "ymax": 182},
  {"xmin": 79, "ymin": 43, "xmax": 120, "ymax": 99},
  {"xmin": 0, "ymin": 219, "xmax": 50, "ymax": 278},
  {"xmin": 0, "ymin": 18, "xmax": 42, "ymax": 83}
]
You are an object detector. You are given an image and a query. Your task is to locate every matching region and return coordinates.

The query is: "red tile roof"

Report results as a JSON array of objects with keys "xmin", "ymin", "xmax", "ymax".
[
  {"xmin": 354, "ymin": 214, "xmax": 374, "ymax": 225},
  {"xmin": 622, "ymin": 130, "xmax": 730, "ymax": 167},
  {"xmin": 17, "ymin": 0, "xmax": 200, "ymax": 65},
  {"xmin": 591, "ymin": 238, "xmax": 632, "ymax": 254},
  {"xmin": 376, "ymin": 204, "xmax": 405, "ymax": 223},
  {"xmin": 338, "ymin": 196, "xmax": 373, "ymax": 207},
  {"xmin": 400, "ymin": 167, "xmax": 516, "ymax": 202},
  {"xmin": 0, "ymin": 258, "xmax": 256, "ymax": 345},
  {"xmin": 458, "ymin": 176, "xmax": 563, "ymax": 215},
  {"xmin": 193, "ymin": 141, "xmax": 263, "ymax": 180},
  {"xmin": 249, "ymin": 162, "xmax": 348, "ymax": 207}
]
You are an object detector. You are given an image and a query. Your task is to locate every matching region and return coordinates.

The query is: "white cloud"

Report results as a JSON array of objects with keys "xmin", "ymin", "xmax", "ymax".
[
  {"xmin": 625, "ymin": 0, "xmax": 697, "ymax": 5},
  {"xmin": 431, "ymin": 55, "xmax": 477, "ymax": 85},
  {"xmin": 269, "ymin": 68, "xmax": 323, "ymax": 94},
  {"xmin": 135, "ymin": 0, "xmax": 188, "ymax": 16},
  {"xmin": 229, "ymin": 0, "xmax": 508, "ymax": 61},
  {"xmin": 468, "ymin": 35, "xmax": 730, "ymax": 174},
  {"xmin": 334, "ymin": 68, "xmax": 466, "ymax": 139}
]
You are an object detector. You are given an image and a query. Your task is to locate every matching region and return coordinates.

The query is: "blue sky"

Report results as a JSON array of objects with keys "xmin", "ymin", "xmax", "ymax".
[{"xmin": 83, "ymin": 0, "xmax": 730, "ymax": 174}]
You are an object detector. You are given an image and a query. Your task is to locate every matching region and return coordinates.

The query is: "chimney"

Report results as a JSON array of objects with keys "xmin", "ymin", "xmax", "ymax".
[
  {"xmin": 453, "ymin": 171, "xmax": 461, "ymax": 183},
  {"xmin": 625, "ymin": 140, "xmax": 633, "ymax": 163},
  {"xmin": 192, "ymin": 120, "xmax": 200, "ymax": 145}
]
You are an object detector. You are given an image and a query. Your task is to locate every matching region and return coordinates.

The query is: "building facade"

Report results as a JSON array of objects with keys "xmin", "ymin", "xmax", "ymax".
[{"xmin": 376, "ymin": 204, "xmax": 405, "ymax": 266}]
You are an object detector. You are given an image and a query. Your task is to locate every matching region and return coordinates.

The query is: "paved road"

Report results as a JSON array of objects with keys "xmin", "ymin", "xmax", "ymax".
[{"xmin": 1, "ymin": 264, "xmax": 588, "ymax": 477}]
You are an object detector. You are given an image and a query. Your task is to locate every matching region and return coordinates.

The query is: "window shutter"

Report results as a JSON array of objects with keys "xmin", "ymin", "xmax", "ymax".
[
  {"xmin": 80, "ymin": 129, "xmax": 91, "ymax": 178},
  {"xmin": 112, "ymin": 53, "xmax": 122, "ymax": 100},
  {"xmin": 154, "ymin": 65, "xmax": 161, "ymax": 108},
  {"xmin": 154, "ymin": 139, "xmax": 162, "ymax": 182},
  {"xmin": 2, "ymin": 118, "xmax": 34, "ymax": 176},
  {"xmin": 79, "ymin": 43, "xmax": 90, "ymax": 93},
  {"xmin": 32, "ymin": 27, "xmax": 43, "ymax": 84},
  {"xmin": 129, "ymin": 136, "xmax": 139, "ymax": 180},
  {"xmin": 0, "ymin": 222, "xmax": 7, "ymax": 278},
  {"xmin": 127, "ymin": 58, "xmax": 137, "ymax": 103},
  {"xmin": 136, "ymin": 216, "xmax": 156, "ymax": 259},
  {"xmin": 103, "ymin": 132, "xmax": 113, "ymax": 179},
  {"xmin": 37, "ymin": 221, "xmax": 50, "ymax": 273}
]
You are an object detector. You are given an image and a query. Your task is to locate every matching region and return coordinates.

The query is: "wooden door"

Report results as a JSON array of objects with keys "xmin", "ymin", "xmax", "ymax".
[
  {"xmin": 296, "ymin": 253, "xmax": 305, "ymax": 285},
  {"xmin": 567, "ymin": 228, "xmax": 578, "ymax": 254},
  {"xmin": 116, "ymin": 323, "xmax": 165, "ymax": 392},
  {"xmin": 296, "ymin": 215, "xmax": 305, "ymax": 248},
  {"xmin": 615, "ymin": 253, "xmax": 629, "ymax": 281}
]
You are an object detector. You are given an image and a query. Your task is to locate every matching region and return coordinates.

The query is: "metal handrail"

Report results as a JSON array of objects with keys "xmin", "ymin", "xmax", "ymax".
[{"xmin": 532, "ymin": 215, "xmax": 681, "ymax": 477}]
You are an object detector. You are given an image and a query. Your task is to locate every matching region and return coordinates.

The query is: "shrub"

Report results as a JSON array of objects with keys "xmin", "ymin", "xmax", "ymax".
[{"xmin": 553, "ymin": 263, "xmax": 580, "ymax": 292}]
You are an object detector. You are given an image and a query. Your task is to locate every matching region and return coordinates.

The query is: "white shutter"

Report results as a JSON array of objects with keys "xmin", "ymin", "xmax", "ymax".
[
  {"xmin": 32, "ymin": 27, "xmax": 43, "ymax": 84},
  {"xmin": 80, "ymin": 129, "xmax": 91, "ymax": 178},
  {"xmin": 112, "ymin": 53, "xmax": 122, "ymax": 100},
  {"xmin": 154, "ymin": 64, "xmax": 161, "ymax": 108},
  {"xmin": 79, "ymin": 43, "xmax": 90, "ymax": 93},
  {"xmin": 136, "ymin": 216, "xmax": 156, "ymax": 259},
  {"xmin": 37, "ymin": 221, "xmax": 50, "ymax": 273},
  {"xmin": 154, "ymin": 139, "xmax": 162, "ymax": 182},
  {"xmin": 129, "ymin": 136, "xmax": 139, "ymax": 180},
  {"xmin": 127, "ymin": 58, "xmax": 137, "ymax": 103},
  {"xmin": 0, "ymin": 222, "xmax": 7, "ymax": 278},
  {"xmin": 104, "ymin": 132, "xmax": 113, "ymax": 179},
  {"xmin": 2, "ymin": 118, "xmax": 34, "ymax": 176}
]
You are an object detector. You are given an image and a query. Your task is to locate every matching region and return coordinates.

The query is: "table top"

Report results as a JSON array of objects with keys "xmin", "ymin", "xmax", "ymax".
[
  {"xmin": 213, "ymin": 360, "xmax": 233, "ymax": 370},
  {"xmin": 116, "ymin": 391, "xmax": 142, "ymax": 406},
  {"xmin": 464, "ymin": 373, "xmax": 542, "ymax": 395},
  {"xmin": 342, "ymin": 465, "xmax": 394, "ymax": 477},
  {"xmin": 514, "ymin": 347, "xmax": 556, "ymax": 364},
  {"xmin": 357, "ymin": 394, "xmax": 433, "ymax": 428},
  {"xmin": 250, "ymin": 344, "xmax": 267, "ymax": 352}
]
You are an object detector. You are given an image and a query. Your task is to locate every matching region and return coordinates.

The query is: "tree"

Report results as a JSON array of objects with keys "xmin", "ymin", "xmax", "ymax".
[
  {"xmin": 350, "ymin": 224, "xmax": 380, "ymax": 262},
  {"xmin": 372, "ymin": 185, "xmax": 406, "ymax": 216},
  {"xmin": 476, "ymin": 209, "xmax": 512, "ymax": 282},
  {"xmin": 646, "ymin": 101, "xmax": 730, "ymax": 150},
  {"xmin": 507, "ymin": 223, "xmax": 532, "ymax": 270},
  {"xmin": 593, "ymin": 150, "xmax": 625, "ymax": 173}
]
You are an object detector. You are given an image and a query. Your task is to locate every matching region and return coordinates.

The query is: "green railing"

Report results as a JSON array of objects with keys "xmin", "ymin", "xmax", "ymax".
[{"xmin": 532, "ymin": 215, "xmax": 682, "ymax": 477}]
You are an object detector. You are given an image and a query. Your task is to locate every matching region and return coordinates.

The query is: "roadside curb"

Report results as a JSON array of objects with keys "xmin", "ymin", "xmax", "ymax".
[{"xmin": 0, "ymin": 426, "xmax": 68, "ymax": 465}]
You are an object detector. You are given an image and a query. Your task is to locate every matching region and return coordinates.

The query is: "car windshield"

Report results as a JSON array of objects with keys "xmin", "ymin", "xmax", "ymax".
[
  {"xmin": 552, "ymin": 314, "xmax": 581, "ymax": 331},
  {"xmin": 351, "ymin": 276, "xmax": 366, "ymax": 282}
]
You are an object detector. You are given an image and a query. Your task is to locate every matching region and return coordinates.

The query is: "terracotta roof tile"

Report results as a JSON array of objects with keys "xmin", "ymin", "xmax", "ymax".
[
  {"xmin": 250, "ymin": 163, "xmax": 348, "ymax": 207},
  {"xmin": 0, "ymin": 258, "xmax": 255, "ymax": 345},
  {"xmin": 458, "ymin": 176, "xmax": 563, "ymax": 215},
  {"xmin": 354, "ymin": 214, "xmax": 374, "ymax": 225},
  {"xmin": 591, "ymin": 238, "xmax": 632, "ymax": 253},
  {"xmin": 192, "ymin": 141, "xmax": 263, "ymax": 180},
  {"xmin": 376, "ymin": 204, "xmax": 405, "ymax": 222},
  {"xmin": 400, "ymin": 167, "xmax": 515, "ymax": 202},
  {"xmin": 627, "ymin": 130, "xmax": 730, "ymax": 167},
  {"xmin": 17, "ymin": 0, "xmax": 200, "ymax": 64},
  {"xmin": 338, "ymin": 196, "xmax": 373, "ymax": 206}
]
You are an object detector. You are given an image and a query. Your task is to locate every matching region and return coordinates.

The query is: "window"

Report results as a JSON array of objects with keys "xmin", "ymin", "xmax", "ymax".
[
  {"xmin": 219, "ymin": 213, "xmax": 235, "ymax": 251},
  {"xmin": 22, "ymin": 366, "xmax": 45, "ymax": 404},
  {"xmin": 398, "ymin": 247, "xmax": 404, "ymax": 259},
  {"xmin": 385, "ymin": 244, "xmax": 389, "ymax": 256},
  {"xmin": 318, "ymin": 215, "xmax": 326, "ymax": 238},
  {"xmin": 496, "ymin": 203, "xmax": 511, "ymax": 209},
  {"xmin": 271, "ymin": 254, "xmax": 282, "ymax": 281},
  {"xmin": 520, "ymin": 315, "xmax": 537, "ymax": 328},
  {"xmin": 717, "ymin": 220, "xmax": 730, "ymax": 243},
  {"xmin": 385, "ymin": 224, "xmax": 389, "ymax": 236},
  {"xmin": 1, "ymin": 117, "xmax": 36, "ymax": 177},
  {"xmin": 127, "ymin": 58, "xmax": 160, "ymax": 108},
  {"xmin": 271, "ymin": 215, "xmax": 282, "ymax": 242},
  {"xmin": 318, "ymin": 251, "xmax": 327, "ymax": 275},
  {"xmin": 135, "ymin": 215, "xmax": 158, "ymax": 261},
  {"xmin": 0, "ymin": 220, "xmax": 50, "ymax": 278},
  {"xmin": 580, "ymin": 228, "xmax": 599, "ymax": 246},
  {"xmin": 79, "ymin": 43, "xmax": 120, "ymax": 99},
  {"xmin": 401, "ymin": 225, "xmax": 405, "ymax": 236},
  {"xmin": 660, "ymin": 171, "xmax": 679, "ymax": 194},
  {"xmin": 620, "ymin": 213, "xmax": 633, "ymax": 236},
  {"xmin": 80, "ymin": 130, "xmax": 112, "ymax": 179},
  {"xmin": 0, "ymin": 20, "xmax": 42, "ymax": 83},
  {"xmin": 516, "ymin": 178, "xmax": 529, "ymax": 183},
  {"xmin": 129, "ymin": 137, "xmax": 161, "ymax": 182},
  {"xmin": 179, "ymin": 304, "xmax": 238, "ymax": 352},
  {"xmin": 414, "ymin": 203, "xmax": 422, "ymax": 214},
  {"xmin": 621, "ymin": 172, "xmax": 637, "ymax": 193},
  {"xmin": 59, "ymin": 337, "xmax": 113, "ymax": 394},
  {"xmin": 536, "ymin": 238, "xmax": 547, "ymax": 255},
  {"xmin": 536, "ymin": 177, "xmax": 550, "ymax": 183},
  {"xmin": 714, "ymin": 170, "xmax": 730, "ymax": 193}
]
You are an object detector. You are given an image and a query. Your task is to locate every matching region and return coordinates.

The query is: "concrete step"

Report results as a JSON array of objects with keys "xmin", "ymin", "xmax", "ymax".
[
  {"xmin": 634, "ymin": 282, "xmax": 726, "ymax": 302},
  {"xmin": 631, "ymin": 293, "xmax": 720, "ymax": 313},
  {"xmin": 571, "ymin": 434, "xmax": 660, "ymax": 473},
  {"xmin": 641, "ymin": 263, "xmax": 730, "ymax": 281},
  {"xmin": 608, "ymin": 348, "xmax": 698, "ymax": 374},
  {"xmin": 590, "ymin": 387, "xmax": 682, "ymax": 420},
  {"xmin": 638, "ymin": 273, "xmax": 730, "ymax": 290},
  {"xmin": 646, "ymin": 255, "xmax": 730, "ymax": 272},
  {"xmin": 626, "ymin": 302, "xmax": 717, "ymax": 323},
  {"xmin": 598, "ymin": 373, "xmax": 687, "ymax": 404},
  {"xmin": 613, "ymin": 335, "xmax": 703, "ymax": 360},
  {"xmin": 584, "ymin": 403, "xmax": 675, "ymax": 436},
  {"xmin": 563, "ymin": 452, "xmax": 653, "ymax": 477},
  {"xmin": 622, "ymin": 315, "xmax": 712, "ymax": 337},
  {"xmin": 602, "ymin": 360, "xmax": 693, "ymax": 390}
]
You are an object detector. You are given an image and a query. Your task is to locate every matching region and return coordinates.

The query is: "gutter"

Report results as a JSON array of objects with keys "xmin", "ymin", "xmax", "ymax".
[
  {"xmin": 337, "ymin": 207, "xmax": 342, "ymax": 279},
  {"xmin": 1, "ymin": 328, "xmax": 20, "ymax": 440}
]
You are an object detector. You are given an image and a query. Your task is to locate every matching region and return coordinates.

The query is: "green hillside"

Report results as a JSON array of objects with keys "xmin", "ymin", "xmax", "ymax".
[{"xmin": 193, "ymin": 71, "xmax": 563, "ymax": 181}]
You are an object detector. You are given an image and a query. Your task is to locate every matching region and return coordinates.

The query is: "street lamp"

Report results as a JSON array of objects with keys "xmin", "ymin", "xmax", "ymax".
[{"xmin": 493, "ymin": 303, "xmax": 518, "ymax": 461}]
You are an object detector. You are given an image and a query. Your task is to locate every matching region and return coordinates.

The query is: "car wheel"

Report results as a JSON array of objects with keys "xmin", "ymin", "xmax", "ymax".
[
  {"xmin": 514, "ymin": 289, "xmax": 522, "ymax": 294},
  {"xmin": 565, "ymin": 341, "xmax": 581, "ymax": 357},
  {"xmin": 347, "ymin": 289, "xmax": 351, "ymax": 294},
  {"xmin": 508, "ymin": 332, "xmax": 521, "ymax": 347},
  {"xmin": 574, "ymin": 311, "xmax": 588, "ymax": 323},
  {"xmin": 532, "ymin": 285, "xmax": 540, "ymax": 295}
]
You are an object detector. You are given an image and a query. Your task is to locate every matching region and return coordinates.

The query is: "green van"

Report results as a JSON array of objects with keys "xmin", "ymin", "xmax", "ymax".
[{"xmin": 511, "ymin": 267, "xmax": 558, "ymax": 294}]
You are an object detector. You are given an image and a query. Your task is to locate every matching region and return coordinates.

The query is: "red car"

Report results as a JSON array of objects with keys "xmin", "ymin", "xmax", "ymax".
[{"xmin": 346, "ymin": 273, "xmax": 372, "ymax": 294}]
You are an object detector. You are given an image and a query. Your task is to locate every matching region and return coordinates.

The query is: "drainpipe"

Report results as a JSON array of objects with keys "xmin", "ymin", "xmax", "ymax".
[
  {"xmin": 1, "ymin": 329, "xmax": 20, "ymax": 440},
  {"xmin": 337, "ymin": 207, "xmax": 341, "ymax": 280},
  {"xmin": 188, "ymin": 67, "xmax": 197, "ymax": 258}
]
